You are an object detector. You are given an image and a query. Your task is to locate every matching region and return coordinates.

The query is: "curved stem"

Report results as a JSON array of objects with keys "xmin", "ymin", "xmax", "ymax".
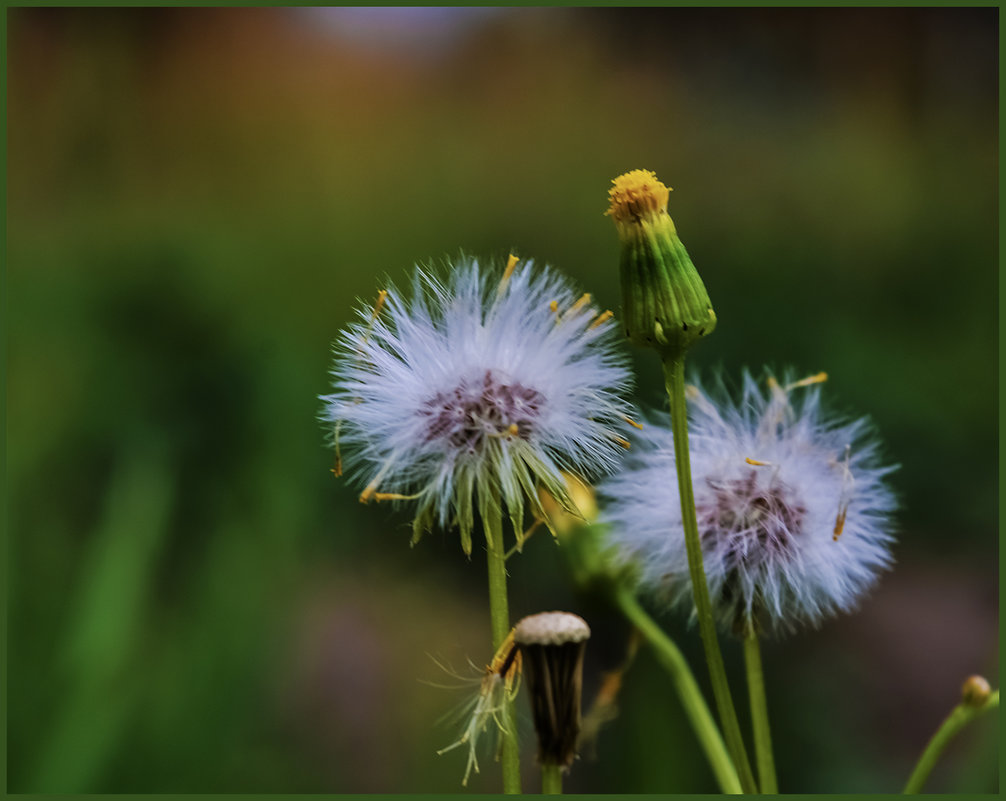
[
  {"xmin": 484, "ymin": 492, "xmax": 522, "ymax": 794},
  {"xmin": 744, "ymin": 630, "xmax": 777, "ymax": 793},
  {"xmin": 615, "ymin": 587, "xmax": 743, "ymax": 794},
  {"xmin": 903, "ymin": 690, "xmax": 999, "ymax": 793},
  {"xmin": 662, "ymin": 354, "xmax": 757, "ymax": 794},
  {"xmin": 541, "ymin": 764, "xmax": 563, "ymax": 794}
]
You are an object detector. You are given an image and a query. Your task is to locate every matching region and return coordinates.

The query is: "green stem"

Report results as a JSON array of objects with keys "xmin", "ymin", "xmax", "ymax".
[
  {"xmin": 903, "ymin": 690, "xmax": 999, "ymax": 793},
  {"xmin": 484, "ymin": 492, "xmax": 522, "ymax": 794},
  {"xmin": 615, "ymin": 587, "xmax": 743, "ymax": 794},
  {"xmin": 744, "ymin": 630, "xmax": 777, "ymax": 793},
  {"xmin": 541, "ymin": 764, "xmax": 563, "ymax": 794},
  {"xmin": 662, "ymin": 354, "xmax": 758, "ymax": 794}
]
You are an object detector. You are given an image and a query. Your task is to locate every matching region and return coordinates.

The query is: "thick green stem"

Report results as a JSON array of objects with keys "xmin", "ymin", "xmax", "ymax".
[
  {"xmin": 615, "ymin": 588, "xmax": 743, "ymax": 794},
  {"xmin": 903, "ymin": 690, "xmax": 999, "ymax": 793},
  {"xmin": 662, "ymin": 354, "xmax": 757, "ymax": 794},
  {"xmin": 484, "ymin": 495, "xmax": 522, "ymax": 794},
  {"xmin": 744, "ymin": 630, "xmax": 777, "ymax": 793},
  {"xmin": 541, "ymin": 764, "xmax": 563, "ymax": 794}
]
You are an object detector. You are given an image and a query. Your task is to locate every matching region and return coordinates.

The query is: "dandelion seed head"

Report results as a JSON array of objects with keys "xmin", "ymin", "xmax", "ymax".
[
  {"xmin": 321, "ymin": 255, "xmax": 634, "ymax": 552},
  {"xmin": 601, "ymin": 370, "xmax": 898, "ymax": 634}
]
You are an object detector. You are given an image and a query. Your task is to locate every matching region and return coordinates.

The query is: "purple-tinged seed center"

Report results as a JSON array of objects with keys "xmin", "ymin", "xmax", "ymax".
[
  {"xmin": 692, "ymin": 469, "xmax": 807, "ymax": 632},
  {"xmin": 698, "ymin": 469, "xmax": 806, "ymax": 561},
  {"xmin": 419, "ymin": 369, "xmax": 545, "ymax": 454}
]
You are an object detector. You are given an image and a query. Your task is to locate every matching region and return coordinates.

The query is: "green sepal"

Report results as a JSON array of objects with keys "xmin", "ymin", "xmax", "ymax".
[
  {"xmin": 476, "ymin": 476, "xmax": 503, "ymax": 550},
  {"xmin": 507, "ymin": 489, "xmax": 525, "ymax": 554},
  {"xmin": 517, "ymin": 449, "xmax": 578, "ymax": 541},
  {"xmin": 411, "ymin": 503, "xmax": 436, "ymax": 549},
  {"xmin": 619, "ymin": 215, "xmax": 717, "ymax": 359},
  {"xmin": 455, "ymin": 470, "xmax": 476, "ymax": 556},
  {"xmin": 562, "ymin": 521, "xmax": 639, "ymax": 598}
]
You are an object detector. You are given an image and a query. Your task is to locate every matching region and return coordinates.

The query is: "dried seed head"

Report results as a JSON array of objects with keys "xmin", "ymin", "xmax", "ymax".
[
  {"xmin": 514, "ymin": 612, "xmax": 591, "ymax": 769},
  {"xmin": 514, "ymin": 611, "xmax": 591, "ymax": 647}
]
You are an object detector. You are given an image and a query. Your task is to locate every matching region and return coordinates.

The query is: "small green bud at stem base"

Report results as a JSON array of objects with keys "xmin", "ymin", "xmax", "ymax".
[
  {"xmin": 961, "ymin": 674, "xmax": 992, "ymax": 707},
  {"xmin": 903, "ymin": 685, "xmax": 999, "ymax": 793}
]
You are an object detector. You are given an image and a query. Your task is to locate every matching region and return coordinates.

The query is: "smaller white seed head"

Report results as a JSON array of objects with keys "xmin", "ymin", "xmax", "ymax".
[
  {"xmin": 601, "ymin": 369, "xmax": 898, "ymax": 634},
  {"xmin": 514, "ymin": 611, "xmax": 591, "ymax": 646}
]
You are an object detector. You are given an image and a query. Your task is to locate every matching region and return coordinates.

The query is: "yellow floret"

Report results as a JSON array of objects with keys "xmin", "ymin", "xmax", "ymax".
[{"xmin": 605, "ymin": 169, "xmax": 672, "ymax": 223}]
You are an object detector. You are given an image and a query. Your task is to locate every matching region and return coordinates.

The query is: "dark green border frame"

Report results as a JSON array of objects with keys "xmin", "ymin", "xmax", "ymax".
[{"xmin": 1, "ymin": 4, "xmax": 1000, "ymax": 798}]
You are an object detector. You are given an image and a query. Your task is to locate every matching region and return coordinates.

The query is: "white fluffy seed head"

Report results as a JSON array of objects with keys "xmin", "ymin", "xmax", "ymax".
[
  {"xmin": 514, "ymin": 611, "xmax": 591, "ymax": 646},
  {"xmin": 601, "ymin": 370, "xmax": 898, "ymax": 635},
  {"xmin": 320, "ymin": 255, "xmax": 634, "ymax": 554}
]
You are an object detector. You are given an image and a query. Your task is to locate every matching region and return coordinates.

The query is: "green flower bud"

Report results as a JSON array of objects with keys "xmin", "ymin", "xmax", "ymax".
[
  {"xmin": 605, "ymin": 169, "xmax": 716, "ymax": 358},
  {"xmin": 961, "ymin": 674, "xmax": 992, "ymax": 708}
]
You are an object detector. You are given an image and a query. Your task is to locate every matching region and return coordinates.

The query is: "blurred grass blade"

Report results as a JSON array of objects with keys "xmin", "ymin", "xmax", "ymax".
[{"xmin": 30, "ymin": 441, "xmax": 175, "ymax": 791}]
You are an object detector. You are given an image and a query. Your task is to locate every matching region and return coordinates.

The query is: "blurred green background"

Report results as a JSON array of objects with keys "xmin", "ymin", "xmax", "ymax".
[{"xmin": 8, "ymin": 7, "xmax": 998, "ymax": 793}]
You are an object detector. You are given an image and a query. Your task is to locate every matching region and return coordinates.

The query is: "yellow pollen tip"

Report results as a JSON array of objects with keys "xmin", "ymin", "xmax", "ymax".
[
  {"xmin": 787, "ymin": 371, "xmax": 829, "ymax": 391},
  {"xmin": 589, "ymin": 309, "xmax": 614, "ymax": 329},
  {"xmin": 373, "ymin": 492, "xmax": 415, "ymax": 502},
  {"xmin": 498, "ymin": 254, "xmax": 519, "ymax": 296},
  {"xmin": 549, "ymin": 300, "xmax": 559, "ymax": 313},
  {"xmin": 623, "ymin": 415, "xmax": 644, "ymax": 430},
  {"xmin": 833, "ymin": 508, "xmax": 848, "ymax": 540},
  {"xmin": 359, "ymin": 483, "xmax": 378, "ymax": 504},
  {"xmin": 569, "ymin": 293, "xmax": 592, "ymax": 314},
  {"xmin": 507, "ymin": 423, "xmax": 519, "ymax": 436},
  {"xmin": 370, "ymin": 290, "xmax": 388, "ymax": 321},
  {"xmin": 745, "ymin": 457, "xmax": 772, "ymax": 466},
  {"xmin": 614, "ymin": 436, "xmax": 631, "ymax": 450},
  {"xmin": 605, "ymin": 169, "xmax": 672, "ymax": 223}
]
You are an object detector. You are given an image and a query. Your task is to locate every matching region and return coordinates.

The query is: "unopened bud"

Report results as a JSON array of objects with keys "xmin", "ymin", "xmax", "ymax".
[
  {"xmin": 605, "ymin": 169, "xmax": 716, "ymax": 358},
  {"xmin": 538, "ymin": 473, "xmax": 598, "ymax": 537}
]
